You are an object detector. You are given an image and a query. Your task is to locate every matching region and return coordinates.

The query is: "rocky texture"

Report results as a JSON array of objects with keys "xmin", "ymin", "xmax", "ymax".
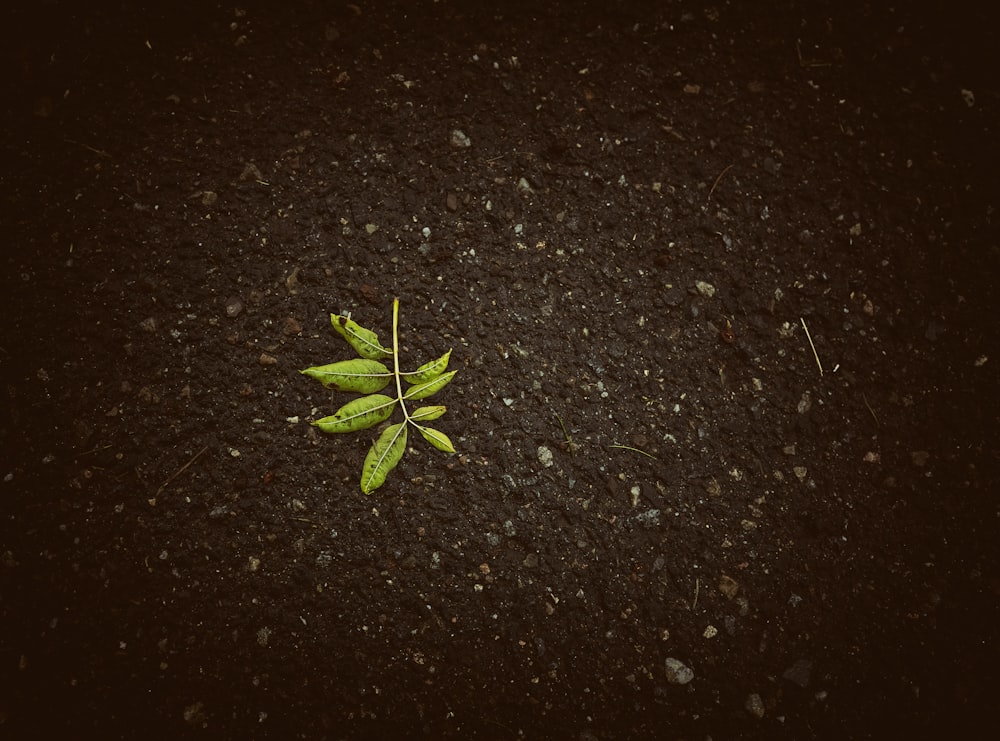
[{"xmin": 1, "ymin": 1, "xmax": 998, "ymax": 739}]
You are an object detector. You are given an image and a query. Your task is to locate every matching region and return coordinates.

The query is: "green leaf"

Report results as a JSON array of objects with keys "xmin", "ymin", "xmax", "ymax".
[
  {"xmin": 304, "ymin": 299, "xmax": 459, "ymax": 494},
  {"xmin": 416, "ymin": 425, "xmax": 455, "ymax": 453},
  {"xmin": 331, "ymin": 313, "xmax": 392, "ymax": 360},
  {"xmin": 410, "ymin": 405, "xmax": 447, "ymax": 422},
  {"xmin": 313, "ymin": 394, "xmax": 396, "ymax": 433},
  {"xmin": 402, "ymin": 349, "xmax": 452, "ymax": 384},
  {"xmin": 361, "ymin": 423, "xmax": 407, "ymax": 494},
  {"xmin": 300, "ymin": 359, "xmax": 392, "ymax": 393},
  {"xmin": 403, "ymin": 370, "xmax": 457, "ymax": 401}
]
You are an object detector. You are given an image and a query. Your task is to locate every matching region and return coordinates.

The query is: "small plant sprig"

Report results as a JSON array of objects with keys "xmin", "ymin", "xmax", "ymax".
[{"xmin": 301, "ymin": 298, "xmax": 457, "ymax": 494}]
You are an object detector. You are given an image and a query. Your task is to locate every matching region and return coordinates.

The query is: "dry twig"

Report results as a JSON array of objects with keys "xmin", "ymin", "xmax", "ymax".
[
  {"xmin": 610, "ymin": 444, "xmax": 658, "ymax": 461},
  {"xmin": 707, "ymin": 164, "xmax": 734, "ymax": 201},
  {"xmin": 64, "ymin": 138, "xmax": 111, "ymax": 158},
  {"xmin": 800, "ymin": 317, "xmax": 824, "ymax": 376},
  {"xmin": 156, "ymin": 446, "xmax": 209, "ymax": 495}
]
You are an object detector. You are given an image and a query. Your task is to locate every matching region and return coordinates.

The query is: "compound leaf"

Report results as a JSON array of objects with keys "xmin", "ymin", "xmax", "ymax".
[
  {"xmin": 331, "ymin": 313, "xmax": 392, "ymax": 360},
  {"xmin": 403, "ymin": 370, "xmax": 457, "ymax": 401},
  {"xmin": 300, "ymin": 359, "xmax": 392, "ymax": 393},
  {"xmin": 313, "ymin": 394, "xmax": 396, "ymax": 434},
  {"xmin": 305, "ymin": 299, "xmax": 459, "ymax": 493},
  {"xmin": 402, "ymin": 349, "xmax": 452, "ymax": 385},
  {"xmin": 361, "ymin": 423, "xmax": 407, "ymax": 494},
  {"xmin": 416, "ymin": 425, "xmax": 455, "ymax": 453}
]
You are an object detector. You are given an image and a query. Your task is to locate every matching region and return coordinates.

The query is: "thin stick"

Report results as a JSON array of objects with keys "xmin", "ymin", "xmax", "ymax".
[
  {"xmin": 609, "ymin": 444, "xmax": 658, "ymax": 461},
  {"xmin": 800, "ymin": 317, "xmax": 824, "ymax": 376},
  {"xmin": 796, "ymin": 39, "xmax": 832, "ymax": 68},
  {"xmin": 692, "ymin": 578, "xmax": 700, "ymax": 610},
  {"xmin": 156, "ymin": 446, "xmax": 209, "ymax": 495},
  {"xmin": 707, "ymin": 164, "xmax": 733, "ymax": 201},
  {"xmin": 64, "ymin": 138, "xmax": 111, "ymax": 158},
  {"xmin": 862, "ymin": 393, "xmax": 880, "ymax": 427},
  {"xmin": 553, "ymin": 411, "xmax": 575, "ymax": 457}
]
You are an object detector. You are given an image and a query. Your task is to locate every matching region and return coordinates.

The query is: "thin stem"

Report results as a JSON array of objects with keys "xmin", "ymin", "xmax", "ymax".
[
  {"xmin": 156, "ymin": 446, "xmax": 209, "ymax": 495},
  {"xmin": 609, "ymin": 444, "xmax": 658, "ymax": 460},
  {"xmin": 553, "ymin": 410, "xmax": 575, "ymax": 456},
  {"xmin": 391, "ymin": 297, "xmax": 411, "ymax": 423},
  {"xmin": 862, "ymin": 392, "xmax": 880, "ymax": 427},
  {"xmin": 800, "ymin": 317, "xmax": 824, "ymax": 376},
  {"xmin": 707, "ymin": 163, "xmax": 733, "ymax": 202}
]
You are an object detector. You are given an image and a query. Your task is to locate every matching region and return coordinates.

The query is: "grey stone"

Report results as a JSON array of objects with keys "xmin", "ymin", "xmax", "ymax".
[
  {"xmin": 783, "ymin": 659, "xmax": 813, "ymax": 688},
  {"xmin": 745, "ymin": 692, "xmax": 765, "ymax": 718},
  {"xmin": 664, "ymin": 657, "xmax": 694, "ymax": 685}
]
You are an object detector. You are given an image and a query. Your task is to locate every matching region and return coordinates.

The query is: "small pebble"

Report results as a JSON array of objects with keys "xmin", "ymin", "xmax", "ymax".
[
  {"xmin": 664, "ymin": 657, "xmax": 694, "ymax": 685},
  {"xmin": 695, "ymin": 280, "xmax": 716, "ymax": 298},
  {"xmin": 719, "ymin": 574, "xmax": 739, "ymax": 599},
  {"xmin": 633, "ymin": 509, "xmax": 661, "ymax": 527},
  {"xmin": 783, "ymin": 659, "xmax": 813, "ymax": 688},
  {"xmin": 629, "ymin": 485, "xmax": 641, "ymax": 507},
  {"xmin": 797, "ymin": 392, "xmax": 812, "ymax": 414}
]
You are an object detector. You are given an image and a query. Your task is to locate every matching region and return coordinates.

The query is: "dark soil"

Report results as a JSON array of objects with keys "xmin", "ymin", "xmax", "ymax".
[{"xmin": 3, "ymin": 1, "xmax": 998, "ymax": 738}]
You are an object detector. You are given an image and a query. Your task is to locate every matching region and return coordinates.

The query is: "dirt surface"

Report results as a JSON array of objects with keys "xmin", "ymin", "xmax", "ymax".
[{"xmin": 2, "ymin": 1, "xmax": 998, "ymax": 738}]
